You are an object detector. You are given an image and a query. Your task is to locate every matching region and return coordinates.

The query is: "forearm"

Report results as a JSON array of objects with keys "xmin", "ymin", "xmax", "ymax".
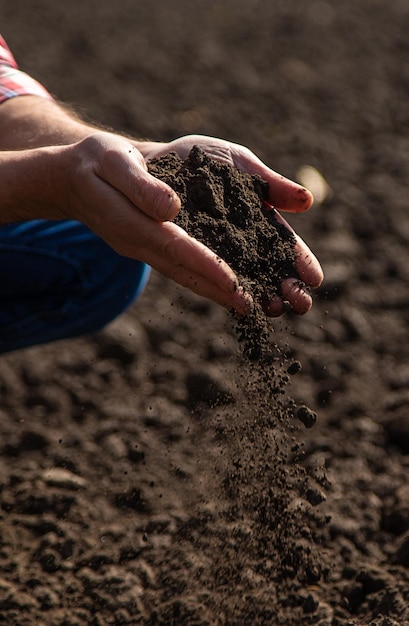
[
  {"xmin": 0, "ymin": 144, "xmax": 70, "ymax": 223},
  {"xmin": 0, "ymin": 96, "xmax": 86, "ymax": 223},
  {"xmin": 0, "ymin": 95, "xmax": 164, "ymax": 156},
  {"xmin": 0, "ymin": 96, "xmax": 99, "ymax": 149},
  {"xmin": 0, "ymin": 95, "xmax": 166, "ymax": 224}
]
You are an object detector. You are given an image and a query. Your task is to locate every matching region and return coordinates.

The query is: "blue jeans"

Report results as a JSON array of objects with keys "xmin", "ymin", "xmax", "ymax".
[{"xmin": 0, "ymin": 220, "xmax": 151, "ymax": 354}]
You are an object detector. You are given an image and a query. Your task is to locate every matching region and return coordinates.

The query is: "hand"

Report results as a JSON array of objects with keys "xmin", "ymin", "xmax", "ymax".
[
  {"xmin": 142, "ymin": 135, "xmax": 323, "ymax": 315},
  {"xmin": 60, "ymin": 132, "xmax": 250, "ymax": 313},
  {"xmin": 0, "ymin": 97, "xmax": 321, "ymax": 315}
]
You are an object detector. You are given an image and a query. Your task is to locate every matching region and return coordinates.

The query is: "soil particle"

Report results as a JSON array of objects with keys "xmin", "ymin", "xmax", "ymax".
[{"xmin": 296, "ymin": 404, "xmax": 318, "ymax": 429}]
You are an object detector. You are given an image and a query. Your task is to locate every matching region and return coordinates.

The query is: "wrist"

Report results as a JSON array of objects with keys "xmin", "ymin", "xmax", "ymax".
[
  {"xmin": 0, "ymin": 96, "xmax": 95, "ymax": 150},
  {"xmin": 0, "ymin": 144, "xmax": 70, "ymax": 224}
]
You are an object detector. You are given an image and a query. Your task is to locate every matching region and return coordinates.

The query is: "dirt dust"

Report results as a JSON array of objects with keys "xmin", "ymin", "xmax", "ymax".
[{"xmin": 1, "ymin": 1, "xmax": 409, "ymax": 625}]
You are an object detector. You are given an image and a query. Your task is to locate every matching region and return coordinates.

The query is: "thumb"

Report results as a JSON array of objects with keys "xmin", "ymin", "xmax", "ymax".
[
  {"xmin": 136, "ymin": 168, "xmax": 181, "ymax": 221},
  {"xmin": 93, "ymin": 134, "xmax": 181, "ymax": 221}
]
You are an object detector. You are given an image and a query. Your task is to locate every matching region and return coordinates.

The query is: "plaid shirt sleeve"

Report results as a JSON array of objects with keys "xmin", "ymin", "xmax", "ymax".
[{"xmin": 0, "ymin": 35, "xmax": 53, "ymax": 104}]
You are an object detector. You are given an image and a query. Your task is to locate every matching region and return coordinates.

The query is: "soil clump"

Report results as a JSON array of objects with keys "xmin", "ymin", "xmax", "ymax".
[
  {"xmin": 148, "ymin": 145, "xmax": 297, "ymax": 305},
  {"xmin": 148, "ymin": 145, "xmax": 297, "ymax": 360}
]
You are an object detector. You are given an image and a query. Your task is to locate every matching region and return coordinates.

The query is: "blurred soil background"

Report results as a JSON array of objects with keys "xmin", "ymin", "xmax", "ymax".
[{"xmin": 1, "ymin": 1, "xmax": 409, "ymax": 624}]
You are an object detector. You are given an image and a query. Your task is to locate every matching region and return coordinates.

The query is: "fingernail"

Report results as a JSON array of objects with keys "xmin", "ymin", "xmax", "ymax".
[{"xmin": 263, "ymin": 200, "xmax": 275, "ymax": 211}]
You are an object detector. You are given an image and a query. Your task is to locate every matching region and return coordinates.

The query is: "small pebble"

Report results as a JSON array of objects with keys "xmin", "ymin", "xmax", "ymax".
[
  {"xmin": 306, "ymin": 487, "xmax": 327, "ymax": 506},
  {"xmin": 296, "ymin": 405, "xmax": 317, "ymax": 428},
  {"xmin": 287, "ymin": 360, "xmax": 302, "ymax": 375}
]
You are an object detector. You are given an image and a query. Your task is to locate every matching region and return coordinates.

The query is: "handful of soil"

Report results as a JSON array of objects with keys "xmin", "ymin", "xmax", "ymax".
[
  {"xmin": 148, "ymin": 146, "xmax": 298, "ymax": 360},
  {"xmin": 148, "ymin": 146, "xmax": 297, "ymax": 305}
]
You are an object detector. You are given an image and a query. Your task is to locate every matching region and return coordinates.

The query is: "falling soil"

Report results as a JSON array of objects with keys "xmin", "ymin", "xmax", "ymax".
[{"xmin": 149, "ymin": 145, "xmax": 326, "ymax": 618}]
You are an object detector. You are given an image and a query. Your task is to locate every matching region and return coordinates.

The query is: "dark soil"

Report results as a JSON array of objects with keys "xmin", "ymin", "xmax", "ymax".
[
  {"xmin": 148, "ymin": 147, "xmax": 324, "ymax": 607},
  {"xmin": 2, "ymin": 1, "xmax": 409, "ymax": 625},
  {"xmin": 148, "ymin": 145, "xmax": 297, "ymax": 359},
  {"xmin": 148, "ymin": 146, "xmax": 297, "ymax": 303}
]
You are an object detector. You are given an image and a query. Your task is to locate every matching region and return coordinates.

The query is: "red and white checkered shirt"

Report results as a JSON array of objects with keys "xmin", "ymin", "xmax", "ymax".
[{"xmin": 0, "ymin": 35, "xmax": 53, "ymax": 103}]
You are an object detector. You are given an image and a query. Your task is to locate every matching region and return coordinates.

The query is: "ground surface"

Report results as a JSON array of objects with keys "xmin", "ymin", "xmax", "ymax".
[{"xmin": 1, "ymin": 1, "xmax": 409, "ymax": 624}]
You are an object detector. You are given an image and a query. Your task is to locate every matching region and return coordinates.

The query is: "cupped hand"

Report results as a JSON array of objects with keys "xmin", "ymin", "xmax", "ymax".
[
  {"xmin": 142, "ymin": 134, "xmax": 323, "ymax": 315},
  {"xmin": 60, "ymin": 132, "xmax": 252, "ymax": 314}
]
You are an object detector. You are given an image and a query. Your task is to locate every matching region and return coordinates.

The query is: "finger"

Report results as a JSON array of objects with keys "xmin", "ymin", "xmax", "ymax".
[
  {"xmin": 294, "ymin": 235, "xmax": 323, "ymax": 289},
  {"xmin": 153, "ymin": 221, "xmax": 243, "ymax": 295},
  {"xmin": 232, "ymin": 148, "xmax": 313, "ymax": 213},
  {"xmin": 141, "ymin": 252, "xmax": 254, "ymax": 314},
  {"xmin": 263, "ymin": 171, "xmax": 313, "ymax": 213},
  {"xmin": 154, "ymin": 225, "xmax": 254, "ymax": 313},
  {"xmin": 134, "ymin": 169, "xmax": 181, "ymax": 221},
  {"xmin": 281, "ymin": 278, "xmax": 313, "ymax": 315},
  {"xmin": 262, "ymin": 279, "xmax": 313, "ymax": 316},
  {"xmin": 270, "ymin": 209, "xmax": 323, "ymax": 288},
  {"xmin": 100, "ymin": 207, "xmax": 253, "ymax": 311},
  {"xmin": 262, "ymin": 295, "xmax": 285, "ymax": 317},
  {"xmin": 95, "ymin": 136, "xmax": 181, "ymax": 221},
  {"xmin": 164, "ymin": 137, "xmax": 313, "ymax": 213}
]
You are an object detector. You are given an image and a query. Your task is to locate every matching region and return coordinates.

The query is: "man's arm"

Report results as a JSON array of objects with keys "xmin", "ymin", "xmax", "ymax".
[
  {"xmin": 0, "ymin": 95, "xmax": 255, "ymax": 312},
  {"xmin": 0, "ymin": 95, "xmax": 322, "ymax": 314},
  {"xmin": 0, "ymin": 96, "xmax": 93, "ymax": 149},
  {"xmin": 0, "ymin": 35, "xmax": 322, "ymax": 314}
]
